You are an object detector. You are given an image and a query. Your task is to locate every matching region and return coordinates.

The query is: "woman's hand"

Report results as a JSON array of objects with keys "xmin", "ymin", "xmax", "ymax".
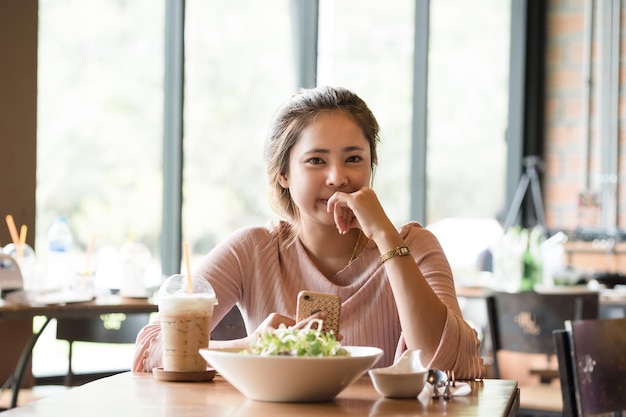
[
  {"xmin": 257, "ymin": 311, "xmax": 338, "ymax": 333},
  {"xmin": 260, "ymin": 312, "xmax": 296, "ymax": 329},
  {"xmin": 327, "ymin": 186, "xmax": 396, "ymax": 241},
  {"xmin": 294, "ymin": 311, "xmax": 344, "ymax": 341},
  {"xmin": 211, "ymin": 311, "xmax": 343, "ymax": 351},
  {"xmin": 256, "ymin": 311, "xmax": 344, "ymax": 341},
  {"xmin": 209, "ymin": 313, "xmax": 295, "ymax": 350}
]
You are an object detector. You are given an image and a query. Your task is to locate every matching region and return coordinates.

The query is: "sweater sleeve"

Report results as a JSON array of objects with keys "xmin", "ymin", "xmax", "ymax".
[
  {"xmin": 394, "ymin": 308, "xmax": 485, "ymax": 380},
  {"xmin": 395, "ymin": 223, "xmax": 486, "ymax": 379},
  {"xmin": 132, "ymin": 318, "xmax": 162, "ymax": 373},
  {"xmin": 430, "ymin": 308, "xmax": 485, "ymax": 379}
]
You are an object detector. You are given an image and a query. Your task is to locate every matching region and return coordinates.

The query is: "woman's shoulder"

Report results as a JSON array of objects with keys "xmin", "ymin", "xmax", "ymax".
[
  {"xmin": 398, "ymin": 221, "xmax": 443, "ymax": 248},
  {"xmin": 222, "ymin": 220, "xmax": 290, "ymax": 249},
  {"xmin": 398, "ymin": 221, "xmax": 429, "ymax": 238}
]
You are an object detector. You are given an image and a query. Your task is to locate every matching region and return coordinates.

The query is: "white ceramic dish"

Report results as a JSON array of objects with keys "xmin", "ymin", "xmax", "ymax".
[
  {"xmin": 199, "ymin": 346, "xmax": 383, "ymax": 402},
  {"xmin": 368, "ymin": 349, "xmax": 427, "ymax": 398},
  {"xmin": 369, "ymin": 370, "xmax": 427, "ymax": 398}
]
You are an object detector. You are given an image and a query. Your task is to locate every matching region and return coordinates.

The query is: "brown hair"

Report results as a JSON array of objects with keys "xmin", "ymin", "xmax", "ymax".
[{"xmin": 264, "ymin": 86, "xmax": 380, "ymax": 241}]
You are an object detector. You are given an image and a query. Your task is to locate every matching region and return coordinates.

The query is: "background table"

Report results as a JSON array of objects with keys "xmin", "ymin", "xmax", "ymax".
[
  {"xmin": 0, "ymin": 372, "xmax": 520, "ymax": 417},
  {"xmin": 0, "ymin": 294, "xmax": 157, "ymax": 321},
  {"xmin": 0, "ymin": 294, "xmax": 157, "ymax": 408}
]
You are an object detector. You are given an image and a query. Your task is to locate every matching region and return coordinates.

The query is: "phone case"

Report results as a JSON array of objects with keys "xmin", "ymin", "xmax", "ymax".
[{"xmin": 296, "ymin": 291, "xmax": 341, "ymax": 334}]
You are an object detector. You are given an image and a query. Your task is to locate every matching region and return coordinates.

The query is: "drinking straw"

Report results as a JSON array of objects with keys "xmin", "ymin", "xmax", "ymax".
[
  {"xmin": 19, "ymin": 225, "xmax": 27, "ymax": 244},
  {"xmin": 183, "ymin": 241, "xmax": 193, "ymax": 294},
  {"xmin": 80, "ymin": 233, "xmax": 97, "ymax": 298},
  {"xmin": 5, "ymin": 215, "xmax": 20, "ymax": 247},
  {"xmin": 18, "ymin": 224, "xmax": 27, "ymax": 259},
  {"xmin": 83, "ymin": 234, "xmax": 97, "ymax": 275}
]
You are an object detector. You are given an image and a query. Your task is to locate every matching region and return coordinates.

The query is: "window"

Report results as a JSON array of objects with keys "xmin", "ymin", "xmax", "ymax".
[
  {"xmin": 183, "ymin": 0, "xmax": 295, "ymax": 263},
  {"xmin": 427, "ymin": 0, "xmax": 509, "ymax": 223},
  {"xmin": 426, "ymin": 0, "xmax": 510, "ymax": 276},
  {"xmin": 35, "ymin": 0, "xmax": 165, "ymax": 376},
  {"xmin": 318, "ymin": 0, "xmax": 414, "ymax": 224},
  {"xmin": 33, "ymin": 0, "xmax": 512, "ymax": 377}
]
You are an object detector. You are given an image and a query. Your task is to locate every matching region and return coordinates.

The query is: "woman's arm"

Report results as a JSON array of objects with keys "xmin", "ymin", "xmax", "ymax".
[
  {"xmin": 132, "ymin": 319, "xmax": 162, "ymax": 372},
  {"xmin": 328, "ymin": 187, "xmax": 484, "ymax": 378},
  {"xmin": 328, "ymin": 187, "xmax": 447, "ymax": 359}
]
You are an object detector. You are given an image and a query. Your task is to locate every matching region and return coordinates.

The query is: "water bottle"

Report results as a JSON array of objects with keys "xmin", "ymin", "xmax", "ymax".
[
  {"xmin": 520, "ymin": 226, "xmax": 544, "ymax": 291},
  {"xmin": 47, "ymin": 217, "xmax": 74, "ymax": 292}
]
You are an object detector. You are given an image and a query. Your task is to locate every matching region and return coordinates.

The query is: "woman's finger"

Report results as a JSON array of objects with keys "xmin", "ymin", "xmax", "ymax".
[
  {"xmin": 294, "ymin": 311, "xmax": 328, "ymax": 328},
  {"xmin": 258, "ymin": 313, "xmax": 295, "ymax": 331}
]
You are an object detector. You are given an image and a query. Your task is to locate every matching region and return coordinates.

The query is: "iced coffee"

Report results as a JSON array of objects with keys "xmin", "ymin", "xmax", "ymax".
[{"xmin": 157, "ymin": 274, "xmax": 218, "ymax": 372}]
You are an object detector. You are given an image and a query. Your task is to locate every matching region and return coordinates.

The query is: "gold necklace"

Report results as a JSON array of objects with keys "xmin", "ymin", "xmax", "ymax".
[{"xmin": 347, "ymin": 230, "xmax": 362, "ymax": 265}]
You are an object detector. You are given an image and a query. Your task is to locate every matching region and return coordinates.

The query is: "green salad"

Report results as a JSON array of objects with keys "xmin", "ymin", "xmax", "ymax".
[{"xmin": 243, "ymin": 320, "xmax": 349, "ymax": 357}]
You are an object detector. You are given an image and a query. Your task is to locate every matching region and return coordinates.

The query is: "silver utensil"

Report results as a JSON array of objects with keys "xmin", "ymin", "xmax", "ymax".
[
  {"xmin": 443, "ymin": 378, "xmax": 452, "ymax": 400},
  {"xmin": 427, "ymin": 369, "xmax": 448, "ymax": 399}
]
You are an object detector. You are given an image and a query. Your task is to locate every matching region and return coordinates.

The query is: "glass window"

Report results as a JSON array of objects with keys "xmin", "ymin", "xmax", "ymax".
[
  {"xmin": 426, "ymin": 0, "xmax": 510, "ymax": 275},
  {"xmin": 183, "ymin": 0, "xmax": 295, "ymax": 262},
  {"xmin": 32, "ymin": 0, "xmax": 511, "ymax": 378},
  {"xmin": 35, "ymin": 0, "xmax": 164, "ymax": 377},
  {"xmin": 37, "ymin": 0, "xmax": 165, "ymax": 287},
  {"xmin": 318, "ymin": 0, "xmax": 415, "ymax": 225}
]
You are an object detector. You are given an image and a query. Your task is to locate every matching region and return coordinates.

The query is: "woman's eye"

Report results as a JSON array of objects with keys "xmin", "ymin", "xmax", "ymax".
[
  {"xmin": 305, "ymin": 157, "xmax": 324, "ymax": 165},
  {"xmin": 346, "ymin": 155, "xmax": 363, "ymax": 163}
]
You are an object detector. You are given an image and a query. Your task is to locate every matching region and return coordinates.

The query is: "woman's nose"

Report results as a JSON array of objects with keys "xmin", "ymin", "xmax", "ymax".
[{"xmin": 326, "ymin": 163, "xmax": 347, "ymax": 187}]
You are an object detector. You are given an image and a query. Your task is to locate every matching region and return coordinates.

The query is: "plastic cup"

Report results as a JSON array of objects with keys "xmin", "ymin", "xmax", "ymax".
[
  {"xmin": 157, "ymin": 274, "xmax": 218, "ymax": 372},
  {"xmin": 120, "ymin": 241, "xmax": 151, "ymax": 297},
  {"xmin": 3, "ymin": 243, "xmax": 38, "ymax": 291}
]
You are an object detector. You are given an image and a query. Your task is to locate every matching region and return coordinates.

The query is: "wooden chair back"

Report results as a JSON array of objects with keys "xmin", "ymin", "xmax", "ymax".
[
  {"xmin": 55, "ymin": 305, "xmax": 246, "ymax": 385},
  {"xmin": 553, "ymin": 329, "xmax": 577, "ymax": 417},
  {"xmin": 559, "ymin": 317, "xmax": 626, "ymax": 417},
  {"xmin": 486, "ymin": 291, "xmax": 599, "ymax": 379},
  {"xmin": 56, "ymin": 313, "xmax": 152, "ymax": 385},
  {"xmin": 56, "ymin": 313, "xmax": 151, "ymax": 345},
  {"xmin": 210, "ymin": 305, "xmax": 247, "ymax": 341}
]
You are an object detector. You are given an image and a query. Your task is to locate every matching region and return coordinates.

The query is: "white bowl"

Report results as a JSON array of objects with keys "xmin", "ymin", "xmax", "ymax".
[
  {"xmin": 368, "ymin": 368, "xmax": 427, "ymax": 398},
  {"xmin": 199, "ymin": 346, "xmax": 383, "ymax": 402},
  {"xmin": 368, "ymin": 350, "xmax": 427, "ymax": 398}
]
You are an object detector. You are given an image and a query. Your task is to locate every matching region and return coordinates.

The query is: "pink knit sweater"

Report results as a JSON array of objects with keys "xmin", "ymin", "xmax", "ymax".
[{"xmin": 133, "ymin": 221, "xmax": 485, "ymax": 379}]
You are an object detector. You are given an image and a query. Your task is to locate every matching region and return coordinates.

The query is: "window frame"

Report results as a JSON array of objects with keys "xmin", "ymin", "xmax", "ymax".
[{"xmin": 161, "ymin": 0, "xmax": 527, "ymax": 271}]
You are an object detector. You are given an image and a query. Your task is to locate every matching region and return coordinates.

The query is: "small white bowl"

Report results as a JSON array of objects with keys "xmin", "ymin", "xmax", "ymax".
[
  {"xmin": 368, "ymin": 349, "xmax": 427, "ymax": 398},
  {"xmin": 200, "ymin": 346, "xmax": 383, "ymax": 402},
  {"xmin": 369, "ymin": 369, "xmax": 428, "ymax": 398}
]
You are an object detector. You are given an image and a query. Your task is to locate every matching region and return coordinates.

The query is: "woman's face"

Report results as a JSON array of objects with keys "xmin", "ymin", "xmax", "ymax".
[{"xmin": 279, "ymin": 110, "xmax": 372, "ymax": 229}]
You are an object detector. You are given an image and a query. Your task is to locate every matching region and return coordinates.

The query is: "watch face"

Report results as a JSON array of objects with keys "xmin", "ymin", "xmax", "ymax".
[{"xmin": 0, "ymin": 254, "xmax": 23, "ymax": 291}]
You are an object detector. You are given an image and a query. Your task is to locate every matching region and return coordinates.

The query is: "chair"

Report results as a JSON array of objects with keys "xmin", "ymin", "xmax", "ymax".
[
  {"xmin": 486, "ymin": 291, "xmax": 599, "ymax": 417},
  {"xmin": 56, "ymin": 312, "xmax": 152, "ymax": 386},
  {"xmin": 55, "ymin": 305, "xmax": 245, "ymax": 386},
  {"xmin": 553, "ymin": 329, "xmax": 576, "ymax": 417},
  {"xmin": 555, "ymin": 317, "xmax": 626, "ymax": 417},
  {"xmin": 487, "ymin": 291, "xmax": 599, "ymax": 379},
  {"xmin": 211, "ymin": 305, "xmax": 247, "ymax": 341}
]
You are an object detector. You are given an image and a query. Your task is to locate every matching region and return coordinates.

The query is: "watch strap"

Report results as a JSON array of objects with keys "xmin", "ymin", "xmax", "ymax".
[{"xmin": 380, "ymin": 245, "xmax": 411, "ymax": 263}]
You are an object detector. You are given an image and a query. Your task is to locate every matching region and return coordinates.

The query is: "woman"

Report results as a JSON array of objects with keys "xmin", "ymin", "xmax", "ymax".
[{"xmin": 134, "ymin": 86, "xmax": 484, "ymax": 379}]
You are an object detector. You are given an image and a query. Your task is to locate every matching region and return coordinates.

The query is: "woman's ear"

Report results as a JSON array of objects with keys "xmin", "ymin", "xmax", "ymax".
[{"xmin": 278, "ymin": 174, "xmax": 289, "ymax": 189}]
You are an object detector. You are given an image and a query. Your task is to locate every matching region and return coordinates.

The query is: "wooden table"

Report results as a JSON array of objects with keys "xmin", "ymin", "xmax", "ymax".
[
  {"xmin": 0, "ymin": 294, "xmax": 157, "ymax": 408},
  {"xmin": 456, "ymin": 285, "xmax": 626, "ymax": 314},
  {"xmin": 0, "ymin": 371, "xmax": 520, "ymax": 416},
  {"xmin": 0, "ymin": 294, "xmax": 157, "ymax": 321}
]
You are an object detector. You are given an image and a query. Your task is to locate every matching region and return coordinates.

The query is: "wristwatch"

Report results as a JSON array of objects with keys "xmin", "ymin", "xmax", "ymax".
[{"xmin": 380, "ymin": 246, "xmax": 411, "ymax": 263}]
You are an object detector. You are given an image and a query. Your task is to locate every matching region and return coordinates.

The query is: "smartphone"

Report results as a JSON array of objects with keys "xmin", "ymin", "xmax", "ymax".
[{"xmin": 296, "ymin": 291, "xmax": 341, "ymax": 334}]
